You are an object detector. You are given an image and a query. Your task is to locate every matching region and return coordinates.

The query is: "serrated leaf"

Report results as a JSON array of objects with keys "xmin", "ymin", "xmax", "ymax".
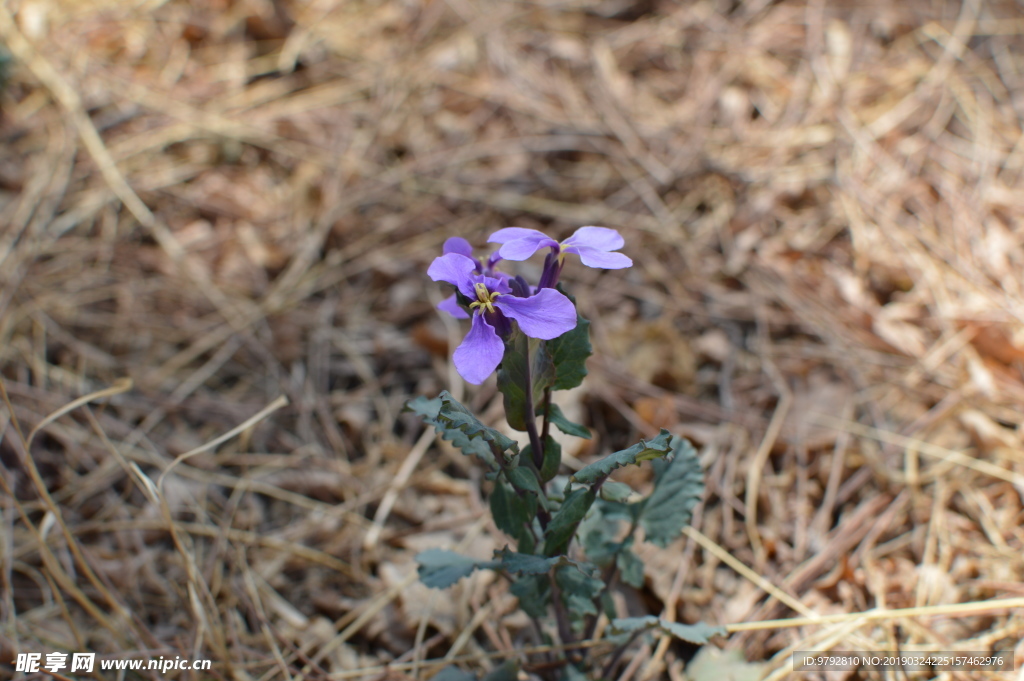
[
  {"xmin": 555, "ymin": 564, "xmax": 603, "ymax": 627},
  {"xmin": 547, "ymin": 306, "xmax": 591, "ymax": 391},
  {"xmin": 489, "ymin": 480, "xmax": 536, "ymax": 550},
  {"xmin": 406, "ymin": 393, "xmax": 519, "ymax": 470},
  {"xmin": 416, "ymin": 549, "xmax": 496, "ymax": 589},
  {"xmin": 497, "ymin": 331, "xmax": 554, "ymax": 431},
  {"xmin": 635, "ymin": 436, "xmax": 704, "ymax": 547},
  {"xmin": 434, "ymin": 390, "xmax": 519, "ymax": 455},
  {"xmin": 495, "ymin": 548, "xmax": 576, "ymax": 575},
  {"xmin": 578, "ymin": 507, "xmax": 618, "ymax": 566},
  {"xmin": 571, "ymin": 430, "xmax": 674, "ymax": 484},
  {"xmin": 578, "ymin": 506, "xmax": 643, "ymax": 584},
  {"xmin": 609, "ymin": 616, "xmax": 726, "ymax": 644},
  {"xmin": 407, "ymin": 396, "xmax": 493, "ymax": 468},
  {"xmin": 542, "ymin": 486, "xmax": 596, "ymax": 556},
  {"xmin": 432, "ymin": 667, "xmax": 478, "ymax": 681},
  {"xmin": 509, "ymin": 573, "xmax": 550, "ymax": 618},
  {"xmin": 544, "ymin": 402, "xmax": 591, "ymax": 439},
  {"xmin": 595, "ymin": 499, "xmax": 635, "ymax": 522},
  {"xmin": 616, "ymin": 548, "xmax": 645, "ymax": 588}
]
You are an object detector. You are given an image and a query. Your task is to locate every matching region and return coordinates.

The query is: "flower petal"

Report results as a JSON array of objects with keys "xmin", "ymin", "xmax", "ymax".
[
  {"xmin": 562, "ymin": 226, "xmax": 624, "ymax": 252},
  {"xmin": 442, "ymin": 237, "xmax": 475, "ymax": 258},
  {"xmin": 453, "ymin": 314, "xmax": 505, "ymax": 384},
  {"xmin": 480, "ymin": 274, "xmax": 511, "ymax": 295},
  {"xmin": 489, "ymin": 228, "xmax": 558, "ymax": 261},
  {"xmin": 498, "ymin": 238, "xmax": 557, "ymax": 261},
  {"xmin": 568, "ymin": 246, "xmax": 633, "ymax": 269},
  {"xmin": 488, "ymin": 227, "xmax": 549, "ymax": 244},
  {"xmin": 484, "ymin": 252, "xmax": 504, "ymax": 273},
  {"xmin": 427, "ymin": 253, "xmax": 477, "ymax": 297},
  {"xmin": 495, "ymin": 289, "xmax": 577, "ymax": 340},
  {"xmin": 437, "ymin": 294, "xmax": 469, "ymax": 319}
]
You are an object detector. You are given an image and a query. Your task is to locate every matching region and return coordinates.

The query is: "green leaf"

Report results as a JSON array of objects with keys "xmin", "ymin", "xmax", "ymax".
[
  {"xmin": 406, "ymin": 392, "xmax": 519, "ymax": 471},
  {"xmin": 555, "ymin": 564, "xmax": 603, "ymax": 627},
  {"xmin": 539, "ymin": 435, "xmax": 562, "ymax": 483},
  {"xmin": 595, "ymin": 500, "xmax": 635, "ymax": 522},
  {"xmin": 416, "ymin": 549, "xmax": 496, "ymax": 589},
  {"xmin": 578, "ymin": 507, "xmax": 643, "ymax": 584},
  {"xmin": 505, "ymin": 466, "xmax": 543, "ymax": 497},
  {"xmin": 434, "ymin": 390, "xmax": 520, "ymax": 456},
  {"xmin": 547, "ymin": 305, "xmax": 591, "ymax": 391},
  {"xmin": 577, "ymin": 507, "xmax": 618, "ymax": 566},
  {"xmin": 518, "ymin": 529, "xmax": 536, "ymax": 554},
  {"xmin": 600, "ymin": 590, "xmax": 617, "ymax": 622},
  {"xmin": 407, "ymin": 395, "xmax": 492, "ymax": 468},
  {"xmin": 635, "ymin": 437, "xmax": 704, "ymax": 547},
  {"xmin": 608, "ymin": 616, "xmax": 726, "ymax": 644},
  {"xmin": 561, "ymin": 664, "xmax": 590, "ymax": 681},
  {"xmin": 481, "ymin": 661, "xmax": 519, "ymax": 681},
  {"xmin": 571, "ymin": 430, "xmax": 674, "ymax": 484},
  {"xmin": 616, "ymin": 548, "xmax": 645, "ymax": 588},
  {"xmin": 658, "ymin": 620, "xmax": 727, "ymax": 644},
  {"xmin": 544, "ymin": 402, "xmax": 591, "ymax": 439},
  {"xmin": 496, "ymin": 331, "xmax": 554, "ymax": 431},
  {"xmin": 519, "ymin": 436, "xmax": 561, "ymax": 483},
  {"xmin": 432, "ymin": 667, "xmax": 477, "ymax": 681},
  {"xmin": 495, "ymin": 548, "xmax": 577, "ymax": 575},
  {"xmin": 489, "ymin": 480, "xmax": 537, "ymax": 551},
  {"xmin": 598, "ymin": 480, "xmax": 633, "ymax": 502},
  {"xmin": 542, "ymin": 486, "xmax": 596, "ymax": 556},
  {"xmin": 509, "ymin": 573, "xmax": 550, "ymax": 618}
]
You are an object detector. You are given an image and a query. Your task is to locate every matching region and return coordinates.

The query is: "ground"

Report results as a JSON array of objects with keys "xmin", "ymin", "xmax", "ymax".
[{"xmin": 1, "ymin": 0, "xmax": 1024, "ymax": 679}]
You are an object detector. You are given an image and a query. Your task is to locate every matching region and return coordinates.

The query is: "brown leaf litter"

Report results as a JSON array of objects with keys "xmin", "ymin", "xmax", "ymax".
[{"xmin": 2, "ymin": 0, "xmax": 1024, "ymax": 679}]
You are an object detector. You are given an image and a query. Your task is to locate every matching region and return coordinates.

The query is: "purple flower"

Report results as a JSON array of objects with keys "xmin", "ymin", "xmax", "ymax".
[
  {"xmin": 488, "ymin": 226, "xmax": 632, "ymax": 269},
  {"xmin": 428, "ymin": 252, "xmax": 577, "ymax": 384},
  {"xmin": 436, "ymin": 237, "xmax": 506, "ymax": 320}
]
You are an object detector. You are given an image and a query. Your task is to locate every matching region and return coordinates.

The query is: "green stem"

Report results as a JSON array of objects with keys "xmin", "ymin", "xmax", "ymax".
[
  {"xmin": 521, "ymin": 341, "xmax": 544, "ymax": 471},
  {"xmin": 521, "ymin": 341, "xmax": 550, "ymax": 533},
  {"xmin": 540, "ymin": 386, "xmax": 552, "ymax": 445}
]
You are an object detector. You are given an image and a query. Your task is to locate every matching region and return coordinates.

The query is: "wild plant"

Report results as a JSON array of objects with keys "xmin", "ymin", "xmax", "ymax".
[{"xmin": 407, "ymin": 227, "xmax": 723, "ymax": 680}]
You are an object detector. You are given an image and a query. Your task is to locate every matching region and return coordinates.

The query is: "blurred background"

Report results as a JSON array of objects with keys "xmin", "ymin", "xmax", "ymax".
[{"xmin": 2, "ymin": 0, "xmax": 1024, "ymax": 678}]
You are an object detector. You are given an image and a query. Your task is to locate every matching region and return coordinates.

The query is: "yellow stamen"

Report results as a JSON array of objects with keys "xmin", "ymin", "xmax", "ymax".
[{"xmin": 468, "ymin": 282, "xmax": 501, "ymax": 314}]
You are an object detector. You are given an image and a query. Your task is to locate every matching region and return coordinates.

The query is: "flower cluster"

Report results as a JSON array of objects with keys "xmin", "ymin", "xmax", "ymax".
[{"xmin": 428, "ymin": 226, "xmax": 631, "ymax": 384}]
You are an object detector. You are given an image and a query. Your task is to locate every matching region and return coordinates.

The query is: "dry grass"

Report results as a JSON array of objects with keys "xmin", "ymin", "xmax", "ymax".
[{"xmin": 2, "ymin": 0, "xmax": 1024, "ymax": 679}]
